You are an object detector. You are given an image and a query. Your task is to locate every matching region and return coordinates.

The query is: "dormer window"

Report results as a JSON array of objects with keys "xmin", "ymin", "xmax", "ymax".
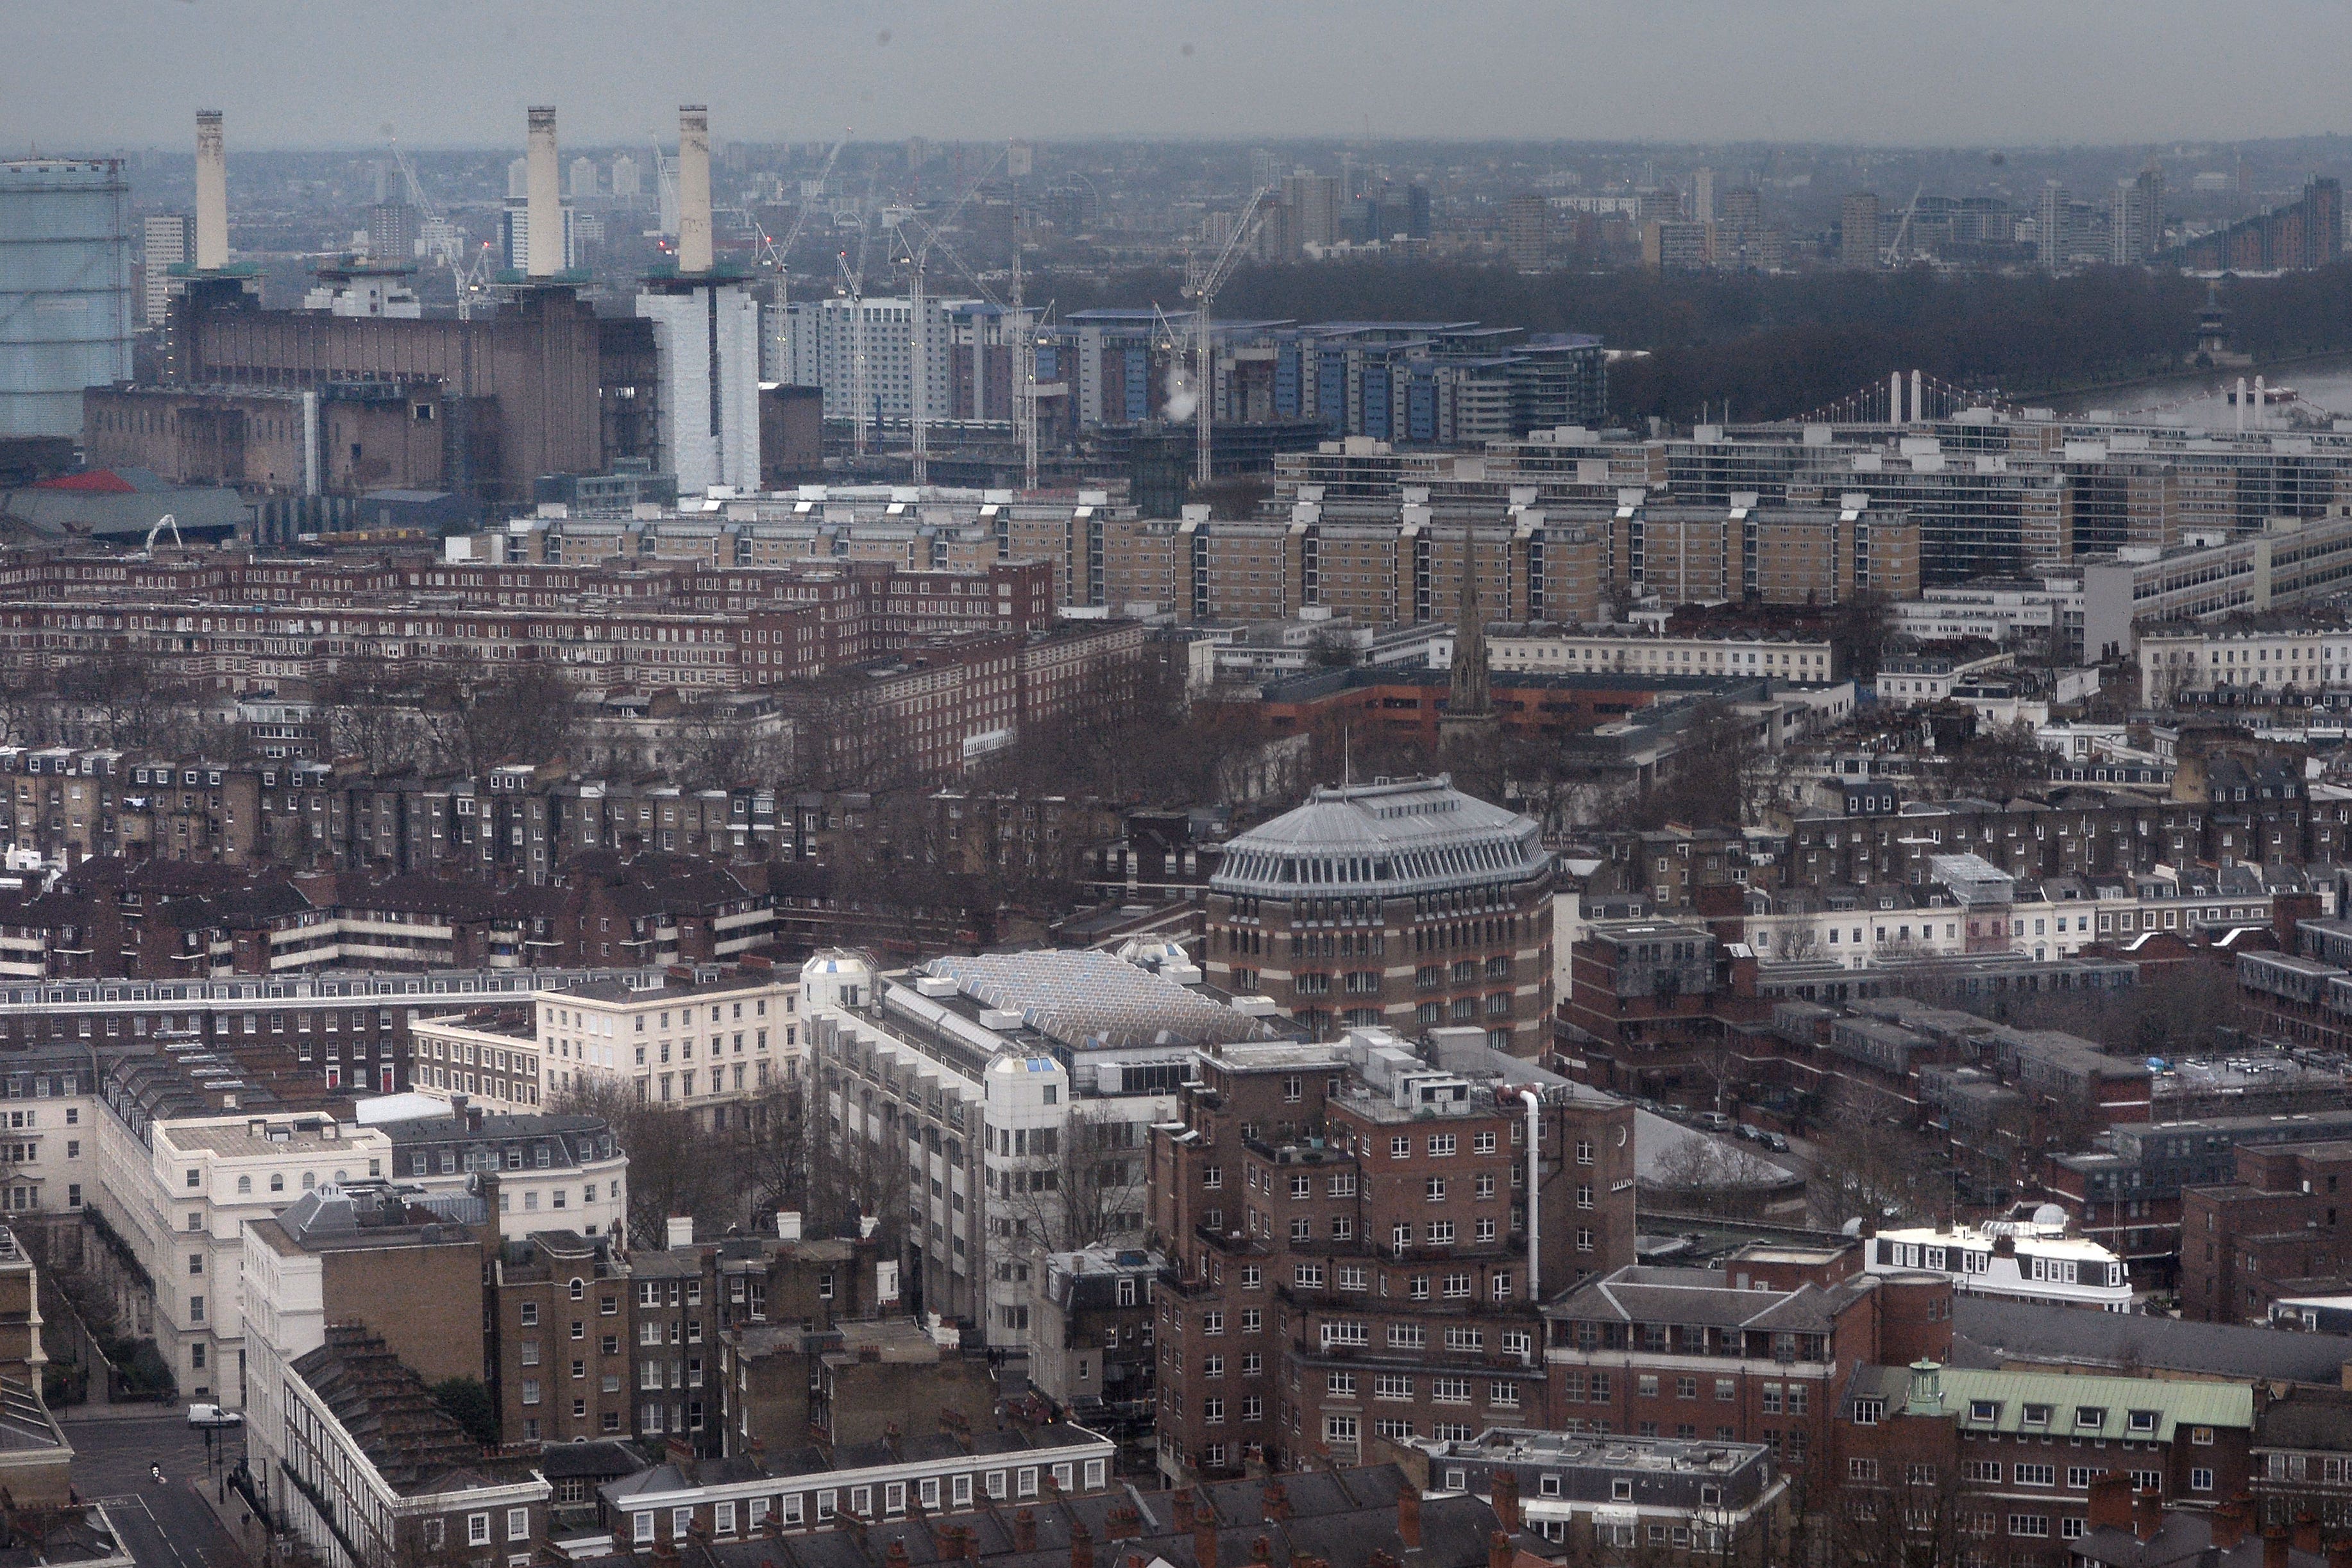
[
  {"xmin": 2126, "ymin": 1410, "xmax": 2158, "ymax": 1435},
  {"xmin": 2021, "ymin": 1404, "xmax": 2051, "ymax": 1428},
  {"xmin": 1968, "ymin": 1399, "xmax": 2000, "ymax": 1424},
  {"xmin": 2075, "ymin": 1406, "xmax": 2106, "ymax": 1433}
]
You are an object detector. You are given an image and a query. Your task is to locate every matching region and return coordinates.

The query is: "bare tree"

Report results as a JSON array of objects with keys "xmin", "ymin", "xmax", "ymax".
[
  {"xmin": 1944, "ymin": 720, "xmax": 2052, "ymax": 804},
  {"xmin": 550, "ymin": 1080, "xmax": 740, "ymax": 1250},
  {"xmin": 737, "ymin": 1077, "xmax": 812, "ymax": 1223},
  {"xmin": 1828, "ymin": 1457, "xmax": 1992, "ymax": 1568},
  {"xmin": 417, "ymin": 660, "xmax": 582, "ymax": 779}
]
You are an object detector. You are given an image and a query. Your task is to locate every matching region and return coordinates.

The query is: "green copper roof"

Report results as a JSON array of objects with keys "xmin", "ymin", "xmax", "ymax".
[{"xmin": 1866, "ymin": 1365, "xmax": 2252, "ymax": 1442}]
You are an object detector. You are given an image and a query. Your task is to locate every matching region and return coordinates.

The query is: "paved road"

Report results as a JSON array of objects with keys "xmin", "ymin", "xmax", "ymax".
[{"xmin": 65, "ymin": 1413, "xmax": 251, "ymax": 1568}]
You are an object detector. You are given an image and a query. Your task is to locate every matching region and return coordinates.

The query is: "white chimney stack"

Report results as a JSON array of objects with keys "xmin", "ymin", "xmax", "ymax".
[
  {"xmin": 525, "ymin": 105, "xmax": 562, "ymax": 277},
  {"xmin": 194, "ymin": 110, "xmax": 228, "ymax": 272},
  {"xmin": 677, "ymin": 105, "xmax": 711, "ymax": 275}
]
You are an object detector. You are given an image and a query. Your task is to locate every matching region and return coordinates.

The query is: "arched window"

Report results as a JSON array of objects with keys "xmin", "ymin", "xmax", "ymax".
[
  {"xmin": 235, "ymin": 1176, "xmax": 251, "ymax": 1195},
  {"xmin": 269, "ymin": 1174, "xmax": 284, "ymax": 1193},
  {"xmin": 300, "ymin": 1172, "xmax": 314, "ymax": 1191},
  {"xmin": 569, "ymin": 1277, "xmax": 586, "ymax": 1301}
]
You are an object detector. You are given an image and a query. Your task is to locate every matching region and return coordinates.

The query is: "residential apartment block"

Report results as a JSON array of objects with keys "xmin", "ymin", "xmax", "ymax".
[{"xmin": 1149, "ymin": 1029, "xmax": 1635, "ymax": 1481}]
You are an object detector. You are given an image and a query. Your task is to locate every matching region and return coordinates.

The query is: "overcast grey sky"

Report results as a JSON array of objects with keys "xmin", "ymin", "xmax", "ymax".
[{"xmin": 9, "ymin": 1, "xmax": 2352, "ymax": 151}]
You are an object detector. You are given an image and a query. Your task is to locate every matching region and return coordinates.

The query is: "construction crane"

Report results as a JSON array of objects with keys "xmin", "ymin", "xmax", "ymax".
[
  {"xmin": 384, "ymin": 132, "xmax": 498, "ymax": 319},
  {"xmin": 1882, "ymin": 184, "xmax": 1924, "ymax": 267},
  {"xmin": 647, "ymin": 133, "xmax": 679, "ymax": 248},
  {"xmin": 1180, "ymin": 186, "xmax": 1271, "ymax": 485},
  {"xmin": 770, "ymin": 131, "xmax": 850, "ymax": 314},
  {"xmin": 895, "ymin": 211, "xmax": 1048, "ymax": 491},
  {"xmin": 895, "ymin": 146, "xmax": 1008, "ymax": 484}
]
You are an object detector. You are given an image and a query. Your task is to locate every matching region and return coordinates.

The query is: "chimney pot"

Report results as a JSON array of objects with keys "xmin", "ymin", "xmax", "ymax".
[
  {"xmin": 2087, "ymin": 1472, "xmax": 2133, "ymax": 1535},
  {"xmin": 1491, "ymin": 1468, "xmax": 1522, "ymax": 1534},
  {"xmin": 2213, "ymin": 1497, "xmax": 2252, "ymax": 1552}
]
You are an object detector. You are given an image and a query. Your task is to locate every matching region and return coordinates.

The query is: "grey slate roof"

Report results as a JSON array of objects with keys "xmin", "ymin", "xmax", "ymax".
[{"xmin": 1950, "ymin": 1295, "xmax": 2352, "ymax": 1387}]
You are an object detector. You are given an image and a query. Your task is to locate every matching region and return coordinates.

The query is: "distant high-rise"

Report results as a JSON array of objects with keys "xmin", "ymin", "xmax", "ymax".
[
  {"xmin": 506, "ymin": 156, "xmax": 529, "ymax": 200},
  {"xmin": 366, "ymin": 201, "xmax": 419, "ymax": 262},
  {"xmin": 568, "ymin": 156, "xmax": 598, "ymax": 201},
  {"xmin": 2036, "ymin": 181, "xmax": 2068, "ymax": 269},
  {"xmin": 499, "ymin": 198, "xmax": 576, "ymax": 273},
  {"xmin": 142, "ymin": 211, "xmax": 194, "ymax": 328},
  {"xmin": 1280, "ymin": 172, "xmax": 1342, "ymax": 251},
  {"xmin": 1504, "ymin": 192, "xmax": 1550, "ymax": 273},
  {"xmin": 610, "ymin": 153, "xmax": 641, "ymax": 198},
  {"xmin": 2110, "ymin": 167, "xmax": 2163, "ymax": 264},
  {"xmin": 1690, "ymin": 167, "xmax": 1717, "ymax": 224},
  {"xmin": 1840, "ymin": 191, "xmax": 1882, "ymax": 268},
  {"xmin": 1715, "ymin": 187, "xmax": 1764, "ymax": 269}
]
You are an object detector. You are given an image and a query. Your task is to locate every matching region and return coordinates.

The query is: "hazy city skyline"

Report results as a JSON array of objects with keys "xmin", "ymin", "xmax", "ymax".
[{"xmin": 8, "ymin": 0, "xmax": 2352, "ymax": 151}]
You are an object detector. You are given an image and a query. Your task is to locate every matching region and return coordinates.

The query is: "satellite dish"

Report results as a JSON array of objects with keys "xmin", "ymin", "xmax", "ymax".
[
  {"xmin": 1841, "ymin": 1217, "xmax": 1865, "ymax": 1237},
  {"xmin": 2031, "ymin": 1202, "xmax": 2067, "ymax": 1229}
]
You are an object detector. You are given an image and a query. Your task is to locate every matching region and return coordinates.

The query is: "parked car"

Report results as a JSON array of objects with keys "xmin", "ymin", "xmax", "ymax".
[
  {"xmin": 1761, "ymin": 1133, "xmax": 1791, "ymax": 1153},
  {"xmin": 1734, "ymin": 1123, "xmax": 1764, "ymax": 1143},
  {"xmin": 1693, "ymin": 1111, "xmax": 1733, "ymax": 1133}
]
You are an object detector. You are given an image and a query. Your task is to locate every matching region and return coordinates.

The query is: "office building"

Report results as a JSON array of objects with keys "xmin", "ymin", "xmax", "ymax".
[
  {"xmin": 569, "ymin": 156, "xmax": 598, "ymax": 200},
  {"xmin": 802, "ymin": 945, "xmax": 1287, "ymax": 1349},
  {"xmin": 611, "ymin": 153, "xmax": 641, "ymax": 198}
]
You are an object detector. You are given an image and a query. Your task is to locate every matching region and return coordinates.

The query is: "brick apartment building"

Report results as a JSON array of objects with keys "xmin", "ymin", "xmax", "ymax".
[
  {"xmin": 1541, "ymin": 1247, "xmax": 1950, "ymax": 1513},
  {"xmin": 1148, "ymin": 1027, "xmax": 1634, "ymax": 1482},
  {"xmin": 2178, "ymin": 1140, "xmax": 2352, "ymax": 1324},
  {"xmin": 1834, "ymin": 1363, "xmax": 2254, "ymax": 1556}
]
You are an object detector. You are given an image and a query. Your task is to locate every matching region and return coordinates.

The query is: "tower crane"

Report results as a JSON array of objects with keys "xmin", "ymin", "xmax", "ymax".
[
  {"xmin": 384, "ymin": 133, "xmax": 497, "ymax": 319},
  {"xmin": 1180, "ymin": 186, "xmax": 1271, "ymax": 486},
  {"xmin": 1881, "ymin": 183, "xmax": 1924, "ymax": 267},
  {"xmin": 895, "ymin": 146, "xmax": 1007, "ymax": 484},
  {"xmin": 768, "ymin": 131, "xmax": 850, "ymax": 315},
  {"xmin": 895, "ymin": 212, "xmax": 1045, "ymax": 492}
]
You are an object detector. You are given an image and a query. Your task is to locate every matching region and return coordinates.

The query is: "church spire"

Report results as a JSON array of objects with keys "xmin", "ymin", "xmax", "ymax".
[{"xmin": 1447, "ymin": 529, "xmax": 1492, "ymax": 721}]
